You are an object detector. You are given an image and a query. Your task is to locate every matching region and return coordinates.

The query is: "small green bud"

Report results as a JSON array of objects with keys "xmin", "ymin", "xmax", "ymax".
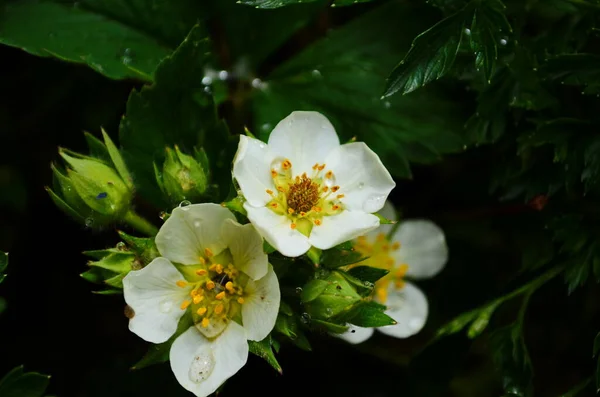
[
  {"xmin": 156, "ymin": 146, "xmax": 209, "ymax": 203},
  {"xmin": 305, "ymin": 271, "xmax": 362, "ymax": 320},
  {"xmin": 46, "ymin": 131, "xmax": 133, "ymax": 227}
]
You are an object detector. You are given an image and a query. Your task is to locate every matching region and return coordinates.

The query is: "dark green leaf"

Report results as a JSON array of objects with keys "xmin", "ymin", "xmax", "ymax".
[
  {"xmin": 593, "ymin": 332, "xmax": 600, "ymax": 357},
  {"xmin": 347, "ymin": 266, "xmax": 389, "ymax": 284},
  {"xmin": 560, "ymin": 377, "xmax": 592, "ymax": 397},
  {"xmin": 132, "ymin": 312, "xmax": 192, "ymax": 370},
  {"xmin": 542, "ymin": 54, "xmax": 600, "ymax": 94},
  {"xmin": 337, "ymin": 301, "xmax": 396, "ymax": 327},
  {"xmin": 120, "ymin": 25, "xmax": 233, "ymax": 207},
  {"xmin": 321, "ymin": 248, "xmax": 365, "ymax": 269},
  {"xmin": 311, "ymin": 319, "xmax": 348, "ymax": 334},
  {"xmin": 0, "ymin": 366, "xmax": 50, "ymax": 397},
  {"xmin": 300, "ymin": 279, "xmax": 330, "ymax": 303},
  {"xmin": 436, "ymin": 307, "xmax": 482, "ymax": 337},
  {"xmin": 0, "ymin": 1, "xmax": 171, "ymax": 81},
  {"xmin": 248, "ymin": 335, "xmax": 282, "ymax": 374},
  {"xmin": 238, "ymin": 0, "xmax": 370, "ymax": 8},
  {"xmin": 383, "ymin": 9, "xmax": 465, "ymax": 97},
  {"xmin": 0, "ymin": 251, "xmax": 7, "ymax": 284},
  {"xmin": 490, "ymin": 325, "xmax": 533, "ymax": 397}
]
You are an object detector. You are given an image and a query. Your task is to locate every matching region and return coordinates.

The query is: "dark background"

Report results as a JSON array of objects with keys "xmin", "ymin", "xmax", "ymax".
[{"xmin": 0, "ymin": 11, "xmax": 599, "ymax": 397}]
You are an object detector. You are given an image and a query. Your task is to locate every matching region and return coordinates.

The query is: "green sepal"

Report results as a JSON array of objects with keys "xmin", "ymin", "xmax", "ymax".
[
  {"xmin": 117, "ymin": 230, "xmax": 159, "ymax": 265},
  {"xmin": 321, "ymin": 246, "xmax": 365, "ymax": 269},
  {"xmin": 222, "ymin": 196, "xmax": 247, "ymax": 217},
  {"xmin": 335, "ymin": 301, "xmax": 396, "ymax": 328},
  {"xmin": 311, "ymin": 319, "xmax": 348, "ymax": 334},
  {"xmin": 87, "ymin": 251, "xmax": 135, "ymax": 273},
  {"xmin": 300, "ymin": 279, "xmax": 330, "ymax": 303},
  {"xmin": 83, "ymin": 131, "xmax": 111, "ymax": 162},
  {"xmin": 305, "ymin": 271, "xmax": 362, "ymax": 320},
  {"xmin": 248, "ymin": 335, "xmax": 283, "ymax": 374},
  {"xmin": 373, "ymin": 212, "xmax": 396, "ymax": 225},
  {"xmin": 102, "ymin": 128, "xmax": 134, "ymax": 189}
]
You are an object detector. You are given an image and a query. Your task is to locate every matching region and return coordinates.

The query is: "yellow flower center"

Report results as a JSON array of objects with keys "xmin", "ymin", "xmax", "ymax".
[
  {"xmin": 266, "ymin": 159, "xmax": 344, "ymax": 235},
  {"xmin": 175, "ymin": 249, "xmax": 247, "ymax": 338},
  {"xmin": 351, "ymin": 233, "xmax": 407, "ymax": 304}
]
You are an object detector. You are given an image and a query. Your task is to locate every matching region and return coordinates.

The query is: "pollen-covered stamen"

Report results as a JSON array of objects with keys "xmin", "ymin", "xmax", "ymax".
[{"xmin": 287, "ymin": 175, "xmax": 320, "ymax": 213}]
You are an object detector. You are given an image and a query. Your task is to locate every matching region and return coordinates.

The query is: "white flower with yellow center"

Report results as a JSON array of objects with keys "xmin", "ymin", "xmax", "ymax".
[
  {"xmin": 122, "ymin": 203, "xmax": 280, "ymax": 397},
  {"xmin": 338, "ymin": 201, "xmax": 448, "ymax": 344},
  {"xmin": 233, "ymin": 111, "xmax": 396, "ymax": 257}
]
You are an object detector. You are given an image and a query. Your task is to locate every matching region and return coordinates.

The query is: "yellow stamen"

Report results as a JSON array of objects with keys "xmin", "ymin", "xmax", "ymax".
[
  {"xmin": 314, "ymin": 219, "xmax": 322, "ymax": 226},
  {"xmin": 318, "ymin": 164, "xmax": 325, "ymax": 171},
  {"xmin": 214, "ymin": 303, "xmax": 224, "ymax": 315},
  {"xmin": 201, "ymin": 317, "xmax": 210, "ymax": 328},
  {"xmin": 215, "ymin": 291, "xmax": 226, "ymax": 300},
  {"xmin": 271, "ymin": 169, "xmax": 277, "ymax": 178},
  {"xmin": 322, "ymin": 186, "xmax": 329, "ymax": 192},
  {"xmin": 332, "ymin": 204, "xmax": 340, "ymax": 211},
  {"xmin": 266, "ymin": 189, "xmax": 274, "ymax": 195},
  {"xmin": 395, "ymin": 279, "xmax": 405, "ymax": 289},
  {"xmin": 300, "ymin": 211, "xmax": 306, "ymax": 217},
  {"xmin": 209, "ymin": 263, "xmax": 217, "ymax": 271},
  {"xmin": 392, "ymin": 242, "xmax": 401, "ymax": 250},
  {"xmin": 197, "ymin": 307, "xmax": 207, "ymax": 316},
  {"xmin": 288, "ymin": 208, "xmax": 294, "ymax": 214},
  {"xmin": 325, "ymin": 171, "xmax": 333, "ymax": 179},
  {"xmin": 237, "ymin": 297, "xmax": 245, "ymax": 304},
  {"xmin": 176, "ymin": 280, "xmax": 188, "ymax": 288},
  {"xmin": 376, "ymin": 233, "xmax": 386, "ymax": 241},
  {"xmin": 312, "ymin": 163, "xmax": 319, "ymax": 170},
  {"xmin": 193, "ymin": 295, "xmax": 204, "ymax": 304},
  {"xmin": 270, "ymin": 202, "xmax": 278, "ymax": 209},
  {"xmin": 290, "ymin": 223, "xmax": 297, "ymax": 230},
  {"xmin": 196, "ymin": 269, "xmax": 207, "ymax": 276},
  {"xmin": 198, "ymin": 257, "xmax": 206, "ymax": 265},
  {"xmin": 397, "ymin": 263, "xmax": 409, "ymax": 277},
  {"xmin": 225, "ymin": 281, "xmax": 235, "ymax": 292},
  {"xmin": 376, "ymin": 286, "xmax": 388, "ymax": 303},
  {"xmin": 277, "ymin": 186, "xmax": 285, "ymax": 192},
  {"xmin": 312, "ymin": 206, "xmax": 322, "ymax": 212},
  {"xmin": 331, "ymin": 185, "xmax": 340, "ymax": 192},
  {"xmin": 282, "ymin": 159, "xmax": 292, "ymax": 170},
  {"xmin": 215, "ymin": 264, "xmax": 223, "ymax": 274},
  {"xmin": 180, "ymin": 300, "xmax": 191, "ymax": 310},
  {"xmin": 206, "ymin": 281, "xmax": 215, "ymax": 290},
  {"xmin": 204, "ymin": 248, "xmax": 213, "ymax": 257},
  {"xmin": 337, "ymin": 194, "xmax": 345, "ymax": 199}
]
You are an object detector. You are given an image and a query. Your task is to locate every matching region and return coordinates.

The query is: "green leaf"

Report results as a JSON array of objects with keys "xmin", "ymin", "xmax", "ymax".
[
  {"xmin": 0, "ymin": 366, "xmax": 50, "ymax": 397},
  {"xmin": 120, "ymin": 25, "xmax": 233, "ymax": 207},
  {"xmin": 0, "ymin": 251, "xmax": 7, "ymax": 284},
  {"xmin": 469, "ymin": 0, "xmax": 512, "ymax": 82},
  {"xmin": 383, "ymin": 8, "xmax": 465, "ymax": 97},
  {"xmin": 337, "ymin": 301, "xmax": 396, "ymax": 327},
  {"xmin": 301, "ymin": 279, "xmax": 330, "ymax": 303},
  {"xmin": 255, "ymin": 1, "xmax": 468, "ymax": 179},
  {"xmin": 311, "ymin": 319, "xmax": 348, "ymax": 334},
  {"xmin": 346, "ymin": 266, "xmax": 389, "ymax": 284},
  {"xmin": 321, "ymin": 247, "xmax": 365, "ymax": 269},
  {"xmin": 542, "ymin": 54, "xmax": 600, "ymax": 94},
  {"xmin": 0, "ymin": 1, "xmax": 171, "ymax": 81},
  {"xmin": 238, "ymin": 0, "xmax": 370, "ymax": 8},
  {"xmin": 248, "ymin": 335, "xmax": 282, "ymax": 374},
  {"xmin": 490, "ymin": 325, "xmax": 533, "ymax": 397},
  {"xmin": 101, "ymin": 129, "xmax": 133, "ymax": 189},
  {"xmin": 466, "ymin": 301, "xmax": 499, "ymax": 339},
  {"xmin": 132, "ymin": 313, "xmax": 192, "ymax": 370}
]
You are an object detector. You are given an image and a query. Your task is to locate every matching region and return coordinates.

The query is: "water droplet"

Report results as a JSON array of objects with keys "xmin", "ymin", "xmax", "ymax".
[
  {"xmin": 159, "ymin": 211, "xmax": 167, "ymax": 220},
  {"xmin": 194, "ymin": 221, "xmax": 201, "ymax": 228},
  {"xmin": 464, "ymin": 28, "xmax": 471, "ymax": 36},
  {"xmin": 218, "ymin": 70, "xmax": 229, "ymax": 80},
  {"xmin": 159, "ymin": 299, "xmax": 174, "ymax": 313},
  {"xmin": 500, "ymin": 38, "xmax": 507, "ymax": 46},
  {"xmin": 258, "ymin": 142, "xmax": 266, "ymax": 149},
  {"xmin": 85, "ymin": 217, "xmax": 94, "ymax": 227},
  {"xmin": 261, "ymin": 123, "xmax": 272, "ymax": 131},
  {"xmin": 363, "ymin": 281, "xmax": 374, "ymax": 288},
  {"xmin": 179, "ymin": 200, "xmax": 192, "ymax": 209},
  {"xmin": 270, "ymin": 158, "xmax": 286, "ymax": 173},
  {"xmin": 295, "ymin": 287, "xmax": 303, "ymax": 294},
  {"xmin": 324, "ymin": 173, "xmax": 337, "ymax": 188},
  {"xmin": 357, "ymin": 182, "xmax": 365, "ymax": 190},
  {"xmin": 300, "ymin": 313, "xmax": 311, "ymax": 324},
  {"xmin": 202, "ymin": 76, "xmax": 213, "ymax": 85},
  {"xmin": 251, "ymin": 78, "xmax": 263, "ymax": 89},
  {"xmin": 325, "ymin": 308, "xmax": 333, "ymax": 315},
  {"xmin": 116, "ymin": 242, "xmax": 127, "ymax": 251},
  {"xmin": 384, "ymin": 101, "xmax": 391, "ymax": 109},
  {"xmin": 203, "ymin": 86, "xmax": 211, "ymax": 94},
  {"xmin": 189, "ymin": 351, "xmax": 215, "ymax": 383},
  {"xmin": 311, "ymin": 69, "xmax": 322, "ymax": 78}
]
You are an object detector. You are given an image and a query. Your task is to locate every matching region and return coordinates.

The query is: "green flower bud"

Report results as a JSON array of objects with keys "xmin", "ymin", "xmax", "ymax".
[
  {"xmin": 46, "ymin": 130, "xmax": 133, "ymax": 227},
  {"xmin": 305, "ymin": 271, "xmax": 362, "ymax": 320},
  {"xmin": 155, "ymin": 146, "xmax": 209, "ymax": 203}
]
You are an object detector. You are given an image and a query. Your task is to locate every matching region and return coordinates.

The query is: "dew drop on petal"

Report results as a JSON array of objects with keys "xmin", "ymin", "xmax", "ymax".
[
  {"xmin": 159, "ymin": 299, "xmax": 174, "ymax": 313},
  {"xmin": 189, "ymin": 351, "xmax": 215, "ymax": 383},
  {"xmin": 179, "ymin": 200, "xmax": 192, "ymax": 209},
  {"xmin": 357, "ymin": 182, "xmax": 365, "ymax": 190},
  {"xmin": 258, "ymin": 142, "xmax": 266, "ymax": 149},
  {"xmin": 194, "ymin": 221, "xmax": 201, "ymax": 228}
]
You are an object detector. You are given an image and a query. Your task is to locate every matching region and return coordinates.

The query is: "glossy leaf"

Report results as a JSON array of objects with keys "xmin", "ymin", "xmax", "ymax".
[
  {"xmin": 337, "ymin": 301, "xmax": 396, "ymax": 327},
  {"xmin": 248, "ymin": 335, "xmax": 282, "ymax": 374},
  {"xmin": 301, "ymin": 279, "xmax": 330, "ymax": 303},
  {"xmin": 238, "ymin": 0, "xmax": 370, "ymax": 8},
  {"xmin": 346, "ymin": 266, "xmax": 389, "ymax": 284},
  {"xmin": 0, "ymin": 366, "xmax": 50, "ymax": 397},
  {"xmin": 0, "ymin": 251, "xmax": 7, "ymax": 284}
]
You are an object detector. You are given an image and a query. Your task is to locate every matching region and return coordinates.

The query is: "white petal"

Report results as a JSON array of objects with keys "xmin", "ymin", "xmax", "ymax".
[
  {"xmin": 377, "ymin": 282, "xmax": 428, "ymax": 339},
  {"xmin": 170, "ymin": 322, "xmax": 248, "ymax": 397},
  {"xmin": 365, "ymin": 200, "xmax": 398, "ymax": 242},
  {"xmin": 244, "ymin": 204, "xmax": 311, "ymax": 257},
  {"xmin": 325, "ymin": 142, "xmax": 395, "ymax": 213},
  {"xmin": 309, "ymin": 210, "xmax": 379, "ymax": 250},
  {"xmin": 267, "ymin": 111, "xmax": 340, "ymax": 177},
  {"xmin": 123, "ymin": 257, "xmax": 189, "ymax": 343},
  {"xmin": 156, "ymin": 203, "xmax": 235, "ymax": 265},
  {"xmin": 232, "ymin": 135, "xmax": 276, "ymax": 207},
  {"xmin": 221, "ymin": 219, "xmax": 268, "ymax": 280},
  {"xmin": 242, "ymin": 265, "xmax": 281, "ymax": 341},
  {"xmin": 333, "ymin": 325, "xmax": 374, "ymax": 345},
  {"xmin": 392, "ymin": 220, "xmax": 448, "ymax": 279}
]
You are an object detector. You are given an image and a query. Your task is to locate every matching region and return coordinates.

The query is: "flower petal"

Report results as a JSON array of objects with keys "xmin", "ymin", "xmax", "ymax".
[
  {"xmin": 244, "ymin": 204, "xmax": 311, "ymax": 257},
  {"xmin": 365, "ymin": 200, "xmax": 398, "ymax": 242},
  {"xmin": 333, "ymin": 325, "xmax": 374, "ymax": 345},
  {"xmin": 123, "ymin": 257, "xmax": 189, "ymax": 343},
  {"xmin": 392, "ymin": 220, "xmax": 448, "ymax": 279},
  {"xmin": 156, "ymin": 203, "xmax": 235, "ymax": 265},
  {"xmin": 325, "ymin": 142, "xmax": 395, "ymax": 213},
  {"xmin": 242, "ymin": 264, "xmax": 281, "ymax": 341},
  {"xmin": 232, "ymin": 135, "xmax": 276, "ymax": 207},
  {"xmin": 221, "ymin": 219, "xmax": 268, "ymax": 280},
  {"xmin": 170, "ymin": 322, "xmax": 248, "ymax": 397},
  {"xmin": 267, "ymin": 111, "xmax": 340, "ymax": 177},
  {"xmin": 377, "ymin": 282, "xmax": 428, "ymax": 339},
  {"xmin": 309, "ymin": 210, "xmax": 379, "ymax": 250}
]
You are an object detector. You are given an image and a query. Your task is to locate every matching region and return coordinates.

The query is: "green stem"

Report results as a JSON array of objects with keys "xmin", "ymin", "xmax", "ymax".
[{"xmin": 123, "ymin": 210, "xmax": 159, "ymax": 236}]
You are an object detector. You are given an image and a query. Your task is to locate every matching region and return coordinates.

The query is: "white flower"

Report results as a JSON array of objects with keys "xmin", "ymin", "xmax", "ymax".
[
  {"xmin": 232, "ymin": 111, "xmax": 396, "ymax": 257},
  {"xmin": 336, "ymin": 201, "xmax": 448, "ymax": 344},
  {"xmin": 122, "ymin": 203, "xmax": 280, "ymax": 397}
]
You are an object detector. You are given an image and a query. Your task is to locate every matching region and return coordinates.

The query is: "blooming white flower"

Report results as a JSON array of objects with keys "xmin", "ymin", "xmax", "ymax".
[
  {"xmin": 232, "ymin": 111, "xmax": 396, "ymax": 257},
  {"xmin": 122, "ymin": 203, "xmax": 280, "ymax": 396},
  {"xmin": 337, "ymin": 201, "xmax": 448, "ymax": 344}
]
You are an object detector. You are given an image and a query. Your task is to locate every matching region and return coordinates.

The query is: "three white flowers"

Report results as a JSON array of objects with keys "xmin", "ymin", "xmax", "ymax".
[{"xmin": 121, "ymin": 111, "xmax": 445, "ymax": 396}]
